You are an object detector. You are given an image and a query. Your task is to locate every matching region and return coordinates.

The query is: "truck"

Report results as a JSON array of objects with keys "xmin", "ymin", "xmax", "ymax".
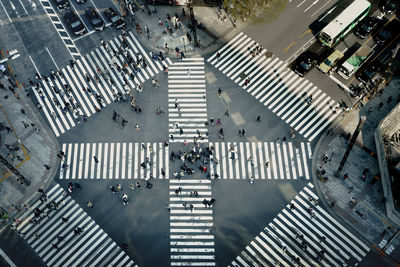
[{"xmin": 337, "ymin": 45, "xmax": 374, "ymax": 79}]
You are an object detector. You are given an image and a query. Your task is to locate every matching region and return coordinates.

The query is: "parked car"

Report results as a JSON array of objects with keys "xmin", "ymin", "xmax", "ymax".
[
  {"xmin": 355, "ymin": 16, "xmax": 380, "ymax": 39},
  {"xmin": 381, "ymin": 0, "xmax": 398, "ymax": 14},
  {"xmin": 293, "ymin": 51, "xmax": 318, "ymax": 77},
  {"xmin": 53, "ymin": 0, "xmax": 69, "ymax": 12},
  {"xmin": 317, "ymin": 49, "xmax": 344, "ymax": 74},
  {"xmin": 64, "ymin": 11, "xmax": 86, "ymax": 36},
  {"xmin": 104, "ymin": 7, "xmax": 125, "ymax": 29},
  {"xmin": 85, "ymin": 7, "xmax": 105, "ymax": 31},
  {"xmin": 374, "ymin": 29, "xmax": 392, "ymax": 45},
  {"xmin": 357, "ymin": 61, "xmax": 383, "ymax": 84}
]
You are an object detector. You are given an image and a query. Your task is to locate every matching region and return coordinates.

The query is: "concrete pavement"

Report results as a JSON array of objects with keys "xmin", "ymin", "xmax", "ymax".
[
  {"xmin": 312, "ymin": 77, "xmax": 400, "ymax": 265},
  {"xmin": 0, "ymin": 65, "xmax": 59, "ymax": 230}
]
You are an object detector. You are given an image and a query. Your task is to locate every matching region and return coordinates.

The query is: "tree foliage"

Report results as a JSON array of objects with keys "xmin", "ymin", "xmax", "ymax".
[{"xmin": 223, "ymin": 0, "xmax": 271, "ymax": 21}]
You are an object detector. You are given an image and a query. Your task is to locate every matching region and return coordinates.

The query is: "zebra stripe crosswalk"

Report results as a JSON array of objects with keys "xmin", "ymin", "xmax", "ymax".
[
  {"xmin": 14, "ymin": 184, "xmax": 137, "ymax": 267},
  {"xmin": 209, "ymin": 141, "xmax": 311, "ymax": 180},
  {"xmin": 32, "ymin": 30, "xmax": 173, "ymax": 137},
  {"xmin": 230, "ymin": 183, "xmax": 370, "ymax": 267},
  {"xmin": 59, "ymin": 142, "xmax": 169, "ymax": 179},
  {"xmin": 207, "ymin": 32, "xmax": 341, "ymax": 142},
  {"xmin": 169, "ymin": 179, "xmax": 215, "ymax": 266},
  {"xmin": 168, "ymin": 58, "xmax": 208, "ymax": 143}
]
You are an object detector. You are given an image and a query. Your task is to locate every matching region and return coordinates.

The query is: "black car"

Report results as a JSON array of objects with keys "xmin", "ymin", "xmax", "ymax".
[
  {"xmin": 293, "ymin": 51, "xmax": 318, "ymax": 77},
  {"xmin": 85, "ymin": 7, "xmax": 105, "ymax": 31},
  {"xmin": 104, "ymin": 7, "xmax": 125, "ymax": 29},
  {"xmin": 64, "ymin": 11, "xmax": 86, "ymax": 36},
  {"xmin": 54, "ymin": 0, "xmax": 69, "ymax": 11},
  {"xmin": 381, "ymin": 0, "xmax": 398, "ymax": 14},
  {"xmin": 374, "ymin": 29, "xmax": 392, "ymax": 45},
  {"xmin": 355, "ymin": 17, "xmax": 380, "ymax": 39},
  {"xmin": 357, "ymin": 61, "xmax": 383, "ymax": 84}
]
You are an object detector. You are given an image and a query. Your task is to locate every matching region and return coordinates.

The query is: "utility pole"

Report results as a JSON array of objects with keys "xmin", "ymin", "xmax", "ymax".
[
  {"xmin": 335, "ymin": 116, "xmax": 366, "ymax": 177},
  {"xmin": 188, "ymin": 0, "xmax": 199, "ymax": 47}
]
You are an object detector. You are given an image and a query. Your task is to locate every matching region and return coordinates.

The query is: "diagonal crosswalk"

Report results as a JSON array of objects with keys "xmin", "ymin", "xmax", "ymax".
[
  {"xmin": 58, "ymin": 142, "xmax": 169, "ymax": 179},
  {"xmin": 230, "ymin": 183, "xmax": 370, "ymax": 267},
  {"xmin": 168, "ymin": 58, "xmax": 208, "ymax": 143},
  {"xmin": 207, "ymin": 32, "xmax": 342, "ymax": 142},
  {"xmin": 209, "ymin": 141, "xmax": 311, "ymax": 180},
  {"xmin": 169, "ymin": 178, "xmax": 215, "ymax": 266},
  {"xmin": 13, "ymin": 184, "xmax": 137, "ymax": 267},
  {"xmin": 32, "ymin": 31, "xmax": 173, "ymax": 137}
]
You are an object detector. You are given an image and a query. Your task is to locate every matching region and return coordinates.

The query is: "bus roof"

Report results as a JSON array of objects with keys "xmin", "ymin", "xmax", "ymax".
[{"xmin": 322, "ymin": 0, "xmax": 371, "ymax": 39}]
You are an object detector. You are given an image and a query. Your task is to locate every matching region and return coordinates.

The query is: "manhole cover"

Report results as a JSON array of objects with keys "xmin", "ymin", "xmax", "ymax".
[{"xmin": 265, "ymin": 51, "xmax": 273, "ymax": 58}]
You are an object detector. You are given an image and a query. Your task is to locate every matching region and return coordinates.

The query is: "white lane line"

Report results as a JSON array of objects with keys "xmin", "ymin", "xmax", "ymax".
[
  {"xmin": 0, "ymin": 0, "xmax": 11, "ymax": 22},
  {"xmin": 0, "ymin": 248, "xmax": 17, "ymax": 267},
  {"xmin": 45, "ymin": 47, "xmax": 59, "ymax": 70},
  {"xmin": 84, "ymin": 143, "xmax": 90, "ymax": 178}
]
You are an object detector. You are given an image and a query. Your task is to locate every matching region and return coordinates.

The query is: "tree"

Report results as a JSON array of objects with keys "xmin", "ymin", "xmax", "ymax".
[{"xmin": 223, "ymin": 0, "xmax": 278, "ymax": 22}]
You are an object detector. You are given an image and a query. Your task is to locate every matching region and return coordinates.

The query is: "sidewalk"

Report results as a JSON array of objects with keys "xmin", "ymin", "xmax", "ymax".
[
  {"xmin": 0, "ymin": 67, "xmax": 59, "ymax": 230},
  {"xmin": 312, "ymin": 77, "xmax": 400, "ymax": 262},
  {"xmin": 128, "ymin": 2, "xmax": 247, "ymax": 57}
]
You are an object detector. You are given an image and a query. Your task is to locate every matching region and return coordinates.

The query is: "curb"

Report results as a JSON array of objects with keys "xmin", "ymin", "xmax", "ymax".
[{"xmin": 311, "ymin": 112, "xmax": 373, "ymax": 248}]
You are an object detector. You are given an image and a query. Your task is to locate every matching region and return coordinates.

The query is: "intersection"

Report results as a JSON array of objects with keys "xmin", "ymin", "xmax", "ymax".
[{"xmin": 0, "ymin": 0, "xmax": 398, "ymax": 266}]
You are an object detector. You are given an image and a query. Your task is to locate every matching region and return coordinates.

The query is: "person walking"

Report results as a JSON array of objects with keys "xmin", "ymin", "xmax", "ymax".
[
  {"xmin": 256, "ymin": 115, "xmax": 261, "ymax": 122},
  {"xmin": 93, "ymin": 156, "xmax": 99, "ymax": 163},
  {"xmin": 218, "ymin": 87, "xmax": 222, "ymax": 96}
]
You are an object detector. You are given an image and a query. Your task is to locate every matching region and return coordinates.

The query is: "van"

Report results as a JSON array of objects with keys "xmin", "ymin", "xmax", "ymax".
[{"xmin": 317, "ymin": 50, "xmax": 344, "ymax": 74}]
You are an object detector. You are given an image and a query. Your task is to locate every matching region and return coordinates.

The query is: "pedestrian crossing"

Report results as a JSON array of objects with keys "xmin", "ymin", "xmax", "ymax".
[
  {"xmin": 230, "ymin": 183, "xmax": 370, "ymax": 267},
  {"xmin": 32, "ymin": 30, "xmax": 173, "ymax": 137},
  {"xmin": 58, "ymin": 142, "xmax": 169, "ymax": 179},
  {"xmin": 207, "ymin": 32, "xmax": 342, "ymax": 142},
  {"xmin": 169, "ymin": 178, "xmax": 215, "ymax": 266},
  {"xmin": 168, "ymin": 58, "xmax": 208, "ymax": 143},
  {"xmin": 13, "ymin": 184, "xmax": 136, "ymax": 267},
  {"xmin": 209, "ymin": 141, "xmax": 311, "ymax": 180}
]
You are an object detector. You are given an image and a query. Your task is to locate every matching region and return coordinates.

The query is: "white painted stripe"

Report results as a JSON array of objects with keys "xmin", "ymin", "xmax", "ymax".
[
  {"xmin": 128, "ymin": 143, "xmax": 132, "ymax": 179},
  {"xmin": 84, "ymin": 143, "xmax": 90, "ymax": 179},
  {"xmin": 100, "ymin": 143, "xmax": 106, "ymax": 179},
  {"xmin": 258, "ymin": 142, "xmax": 265, "ymax": 179},
  {"xmin": 77, "ymin": 143, "xmax": 84, "ymax": 179},
  {"xmin": 288, "ymin": 142, "xmax": 297, "ymax": 179},
  {"xmin": 270, "ymin": 142, "xmax": 278, "ymax": 179},
  {"xmin": 115, "ymin": 143, "xmax": 120, "ymax": 179},
  {"xmin": 134, "ymin": 143, "xmax": 139, "ymax": 179},
  {"xmin": 282, "ymin": 142, "xmax": 290, "ymax": 179},
  {"xmin": 121, "ymin": 143, "xmax": 126, "ymax": 179},
  {"xmin": 301, "ymin": 143, "xmax": 310, "ymax": 179}
]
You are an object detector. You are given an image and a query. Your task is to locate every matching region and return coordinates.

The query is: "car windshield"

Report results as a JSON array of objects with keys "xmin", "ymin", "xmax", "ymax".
[
  {"xmin": 71, "ymin": 21, "xmax": 81, "ymax": 28},
  {"xmin": 300, "ymin": 62, "xmax": 311, "ymax": 70},
  {"xmin": 361, "ymin": 24, "xmax": 372, "ymax": 32},
  {"xmin": 111, "ymin": 15, "xmax": 120, "ymax": 23},
  {"xmin": 323, "ymin": 59, "xmax": 332, "ymax": 66},
  {"xmin": 92, "ymin": 18, "xmax": 102, "ymax": 25}
]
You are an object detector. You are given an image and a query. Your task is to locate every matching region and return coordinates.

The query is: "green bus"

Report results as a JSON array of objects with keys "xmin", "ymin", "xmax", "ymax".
[{"xmin": 319, "ymin": 0, "xmax": 371, "ymax": 47}]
